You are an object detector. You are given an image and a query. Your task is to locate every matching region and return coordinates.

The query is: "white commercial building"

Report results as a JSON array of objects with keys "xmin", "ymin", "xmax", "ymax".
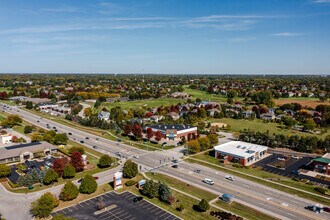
[{"xmin": 0, "ymin": 134, "xmax": 13, "ymax": 144}]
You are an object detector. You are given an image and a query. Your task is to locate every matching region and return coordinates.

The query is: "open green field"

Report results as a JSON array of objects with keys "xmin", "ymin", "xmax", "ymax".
[
  {"xmin": 101, "ymin": 98, "xmax": 184, "ymax": 110},
  {"xmin": 210, "ymin": 118, "xmax": 329, "ymax": 138},
  {"xmin": 187, "ymin": 153, "xmax": 330, "ymax": 206}
]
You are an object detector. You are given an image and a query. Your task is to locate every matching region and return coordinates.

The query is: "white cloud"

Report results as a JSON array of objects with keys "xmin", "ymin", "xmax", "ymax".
[
  {"xmin": 272, "ymin": 32, "xmax": 305, "ymax": 37},
  {"xmin": 312, "ymin": 0, "xmax": 330, "ymax": 3},
  {"xmin": 41, "ymin": 7, "xmax": 80, "ymax": 13}
]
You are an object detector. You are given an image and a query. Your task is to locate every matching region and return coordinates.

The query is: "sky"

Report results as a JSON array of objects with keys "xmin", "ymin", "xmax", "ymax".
[{"xmin": 0, "ymin": 0, "xmax": 329, "ymax": 74}]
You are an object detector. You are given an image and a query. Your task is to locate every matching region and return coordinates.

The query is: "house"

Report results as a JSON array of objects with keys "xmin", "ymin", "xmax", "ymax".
[
  {"xmin": 98, "ymin": 111, "xmax": 110, "ymax": 121},
  {"xmin": 146, "ymin": 124, "xmax": 197, "ymax": 140},
  {"xmin": 242, "ymin": 110, "xmax": 253, "ymax": 118},
  {"xmin": 166, "ymin": 112, "xmax": 180, "ymax": 120},
  {"xmin": 171, "ymin": 92, "xmax": 189, "ymax": 98},
  {"xmin": 150, "ymin": 115, "xmax": 163, "ymax": 123},
  {"xmin": 207, "ymin": 108, "xmax": 220, "ymax": 117},
  {"xmin": 260, "ymin": 113, "xmax": 275, "ymax": 120}
]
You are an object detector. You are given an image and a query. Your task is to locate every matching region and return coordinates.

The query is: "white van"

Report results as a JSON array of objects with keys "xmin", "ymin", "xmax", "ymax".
[{"xmin": 203, "ymin": 178, "xmax": 214, "ymax": 185}]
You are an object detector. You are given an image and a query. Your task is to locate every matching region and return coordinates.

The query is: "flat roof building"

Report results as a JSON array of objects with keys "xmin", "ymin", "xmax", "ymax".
[
  {"xmin": 147, "ymin": 124, "xmax": 197, "ymax": 140},
  {"xmin": 312, "ymin": 153, "xmax": 330, "ymax": 176},
  {"xmin": 214, "ymin": 141, "xmax": 268, "ymax": 166}
]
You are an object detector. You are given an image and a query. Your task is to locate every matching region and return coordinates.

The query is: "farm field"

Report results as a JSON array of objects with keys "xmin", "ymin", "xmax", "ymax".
[
  {"xmin": 101, "ymin": 98, "xmax": 184, "ymax": 110},
  {"xmin": 210, "ymin": 118, "xmax": 329, "ymax": 138},
  {"xmin": 274, "ymin": 97, "xmax": 329, "ymax": 108}
]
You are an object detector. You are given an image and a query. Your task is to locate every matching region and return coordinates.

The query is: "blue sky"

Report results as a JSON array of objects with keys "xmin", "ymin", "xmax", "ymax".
[{"xmin": 0, "ymin": 0, "xmax": 329, "ymax": 74}]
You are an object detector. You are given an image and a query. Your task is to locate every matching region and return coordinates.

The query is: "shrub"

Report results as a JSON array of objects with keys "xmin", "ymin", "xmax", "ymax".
[
  {"xmin": 125, "ymin": 180, "xmax": 137, "ymax": 186},
  {"xmin": 63, "ymin": 164, "xmax": 76, "ymax": 179},
  {"xmin": 315, "ymin": 187, "xmax": 329, "ymax": 195},
  {"xmin": 176, "ymin": 204, "xmax": 184, "ymax": 212},
  {"xmin": 79, "ymin": 174, "xmax": 97, "ymax": 194},
  {"xmin": 292, "ymin": 177, "xmax": 300, "ymax": 182},
  {"xmin": 123, "ymin": 160, "xmax": 138, "ymax": 179},
  {"xmin": 98, "ymin": 155, "xmax": 115, "ymax": 168},
  {"xmin": 141, "ymin": 180, "xmax": 159, "ymax": 198},
  {"xmin": 60, "ymin": 181, "xmax": 79, "ymax": 201},
  {"xmin": 158, "ymin": 182, "xmax": 171, "ymax": 203},
  {"xmin": 194, "ymin": 199, "xmax": 210, "ymax": 212},
  {"xmin": 43, "ymin": 169, "xmax": 58, "ymax": 185},
  {"xmin": 31, "ymin": 192, "xmax": 58, "ymax": 218},
  {"xmin": 168, "ymin": 195, "xmax": 176, "ymax": 205},
  {"xmin": 68, "ymin": 146, "xmax": 85, "ymax": 155},
  {"xmin": 0, "ymin": 164, "xmax": 11, "ymax": 177}
]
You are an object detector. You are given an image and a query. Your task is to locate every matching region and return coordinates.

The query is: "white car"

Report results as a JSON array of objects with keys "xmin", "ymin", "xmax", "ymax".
[
  {"xmin": 291, "ymin": 156, "xmax": 300, "ymax": 159},
  {"xmin": 225, "ymin": 175, "xmax": 235, "ymax": 181},
  {"xmin": 278, "ymin": 157, "xmax": 285, "ymax": 161},
  {"xmin": 133, "ymin": 155, "xmax": 139, "ymax": 159},
  {"xmin": 203, "ymin": 178, "xmax": 214, "ymax": 185}
]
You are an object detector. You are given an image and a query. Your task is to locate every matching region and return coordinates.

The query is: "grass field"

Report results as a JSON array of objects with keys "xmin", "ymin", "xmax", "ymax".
[
  {"xmin": 101, "ymin": 98, "xmax": 185, "ymax": 110},
  {"xmin": 210, "ymin": 118, "xmax": 329, "ymax": 138},
  {"xmin": 274, "ymin": 97, "xmax": 329, "ymax": 108},
  {"xmin": 0, "ymin": 87, "xmax": 12, "ymax": 93},
  {"xmin": 0, "ymin": 114, "xmax": 5, "ymax": 121}
]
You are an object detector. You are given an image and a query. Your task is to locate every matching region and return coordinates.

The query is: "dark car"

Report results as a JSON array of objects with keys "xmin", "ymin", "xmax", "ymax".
[
  {"xmin": 172, "ymin": 164, "xmax": 178, "ymax": 168},
  {"xmin": 305, "ymin": 205, "xmax": 316, "ymax": 212},
  {"xmin": 80, "ymin": 140, "xmax": 84, "ymax": 144},
  {"xmin": 323, "ymin": 207, "xmax": 330, "ymax": 212},
  {"xmin": 94, "ymin": 176, "xmax": 99, "ymax": 180},
  {"xmin": 54, "ymin": 129, "xmax": 58, "ymax": 132},
  {"xmin": 85, "ymin": 137, "xmax": 89, "ymax": 139},
  {"xmin": 37, "ymin": 120, "xmax": 40, "ymax": 123},
  {"xmin": 172, "ymin": 159, "xmax": 179, "ymax": 163},
  {"xmin": 93, "ymin": 145, "xmax": 98, "ymax": 149},
  {"xmin": 53, "ymin": 127, "xmax": 56, "ymax": 129},
  {"xmin": 194, "ymin": 169, "xmax": 201, "ymax": 173},
  {"xmin": 68, "ymin": 132, "xmax": 72, "ymax": 135},
  {"xmin": 133, "ymin": 196, "xmax": 143, "ymax": 202}
]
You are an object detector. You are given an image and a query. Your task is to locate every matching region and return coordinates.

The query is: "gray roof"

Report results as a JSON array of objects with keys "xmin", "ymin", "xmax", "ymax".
[
  {"xmin": 0, "ymin": 141, "xmax": 57, "ymax": 160},
  {"xmin": 148, "ymin": 124, "xmax": 196, "ymax": 131}
]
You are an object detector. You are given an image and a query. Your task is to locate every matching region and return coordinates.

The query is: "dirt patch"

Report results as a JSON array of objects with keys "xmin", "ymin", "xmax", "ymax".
[
  {"xmin": 211, "ymin": 122, "xmax": 227, "ymax": 128},
  {"xmin": 274, "ymin": 99, "xmax": 329, "ymax": 109}
]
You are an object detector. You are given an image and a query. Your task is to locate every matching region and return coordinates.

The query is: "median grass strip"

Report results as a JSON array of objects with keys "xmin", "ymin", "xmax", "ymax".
[{"xmin": 186, "ymin": 155, "xmax": 330, "ymax": 206}]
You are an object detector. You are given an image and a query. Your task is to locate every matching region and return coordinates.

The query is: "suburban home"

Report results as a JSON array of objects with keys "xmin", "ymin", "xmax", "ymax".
[
  {"xmin": 207, "ymin": 108, "xmax": 220, "ymax": 117},
  {"xmin": 150, "ymin": 115, "xmax": 163, "ymax": 122},
  {"xmin": 98, "ymin": 111, "xmax": 110, "ymax": 121},
  {"xmin": 147, "ymin": 124, "xmax": 197, "ymax": 140},
  {"xmin": 242, "ymin": 110, "xmax": 253, "ymax": 118},
  {"xmin": 171, "ymin": 92, "xmax": 189, "ymax": 98},
  {"xmin": 166, "ymin": 112, "xmax": 180, "ymax": 120},
  {"xmin": 260, "ymin": 113, "xmax": 275, "ymax": 120}
]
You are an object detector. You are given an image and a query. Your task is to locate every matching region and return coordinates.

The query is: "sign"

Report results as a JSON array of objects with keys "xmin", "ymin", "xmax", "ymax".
[
  {"xmin": 113, "ymin": 172, "xmax": 123, "ymax": 189},
  {"xmin": 138, "ymin": 179, "xmax": 146, "ymax": 188}
]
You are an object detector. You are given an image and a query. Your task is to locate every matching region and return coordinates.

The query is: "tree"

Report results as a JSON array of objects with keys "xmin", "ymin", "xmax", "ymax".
[
  {"xmin": 94, "ymin": 99, "xmax": 101, "ymax": 108},
  {"xmin": 26, "ymin": 101, "xmax": 34, "ymax": 109},
  {"xmin": 84, "ymin": 107, "xmax": 92, "ymax": 117},
  {"xmin": 31, "ymin": 132, "xmax": 43, "ymax": 142},
  {"xmin": 31, "ymin": 192, "xmax": 59, "ymax": 218},
  {"xmin": 141, "ymin": 180, "xmax": 159, "ymax": 198},
  {"xmin": 79, "ymin": 174, "xmax": 97, "ymax": 194},
  {"xmin": 70, "ymin": 151, "xmax": 84, "ymax": 172},
  {"xmin": 131, "ymin": 123, "xmax": 142, "ymax": 140},
  {"xmin": 146, "ymin": 127, "xmax": 153, "ymax": 140},
  {"xmin": 303, "ymin": 118, "xmax": 317, "ymax": 131},
  {"xmin": 59, "ymin": 181, "xmax": 79, "ymax": 201},
  {"xmin": 0, "ymin": 114, "xmax": 22, "ymax": 127},
  {"xmin": 43, "ymin": 168, "xmax": 58, "ymax": 185},
  {"xmin": 54, "ymin": 133, "xmax": 68, "ymax": 145},
  {"xmin": 158, "ymin": 182, "xmax": 172, "ymax": 203},
  {"xmin": 98, "ymin": 154, "xmax": 115, "ymax": 168},
  {"xmin": 123, "ymin": 160, "xmax": 138, "ymax": 178},
  {"xmin": 68, "ymin": 146, "xmax": 85, "ymax": 155},
  {"xmin": 155, "ymin": 130, "xmax": 163, "ymax": 142},
  {"xmin": 24, "ymin": 125, "xmax": 34, "ymax": 134},
  {"xmin": 0, "ymin": 164, "xmax": 11, "ymax": 178},
  {"xmin": 207, "ymin": 133, "xmax": 219, "ymax": 145},
  {"xmin": 282, "ymin": 116, "xmax": 296, "ymax": 128},
  {"xmin": 63, "ymin": 164, "xmax": 76, "ymax": 179},
  {"xmin": 123, "ymin": 124, "xmax": 131, "ymax": 135},
  {"xmin": 196, "ymin": 199, "xmax": 210, "ymax": 212},
  {"xmin": 187, "ymin": 139, "xmax": 201, "ymax": 154},
  {"xmin": 198, "ymin": 137, "xmax": 211, "ymax": 151},
  {"xmin": 52, "ymin": 157, "xmax": 69, "ymax": 177}
]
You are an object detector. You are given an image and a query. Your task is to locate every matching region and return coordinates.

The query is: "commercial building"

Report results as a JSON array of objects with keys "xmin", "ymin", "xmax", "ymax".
[
  {"xmin": 147, "ymin": 124, "xmax": 197, "ymax": 140},
  {"xmin": 0, "ymin": 141, "xmax": 57, "ymax": 164},
  {"xmin": 0, "ymin": 134, "xmax": 13, "ymax": 144},
  {"xmin": 312, "ymin": 153, "xmax": 330, "ymax": 175},
  {"xmin": 214, "ymin": 141, "xmax": 268, "ymax": 166}
]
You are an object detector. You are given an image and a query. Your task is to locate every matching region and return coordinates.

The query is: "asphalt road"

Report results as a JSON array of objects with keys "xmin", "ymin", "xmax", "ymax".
[{"xmin": 1, "ymin": 103, "xmax": 329, "ymax": 220}]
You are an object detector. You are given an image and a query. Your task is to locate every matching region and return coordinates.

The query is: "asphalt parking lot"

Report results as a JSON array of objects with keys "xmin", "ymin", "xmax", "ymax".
[{"xmin": 52, "ymin": 191, "xmax": 181, "ymax": 220}]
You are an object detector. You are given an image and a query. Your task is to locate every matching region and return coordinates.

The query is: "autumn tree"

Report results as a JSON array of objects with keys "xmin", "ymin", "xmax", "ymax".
[
  {"xmin": 187, "ymin": 139, "xmax": 200, "ymax": 154},
  {"xmin": 52, "ymin": 157, "xmax": 69, "ymax": 177},
  {"xmin": 131, "ymin": 123, "xmax": 142, "ymax": 140},
  {"xmin": 70, "ymin": 151, "xmax": 84, "ymax": 172},
  {"xmin": 31, "ymin": 192, "xmax": 59, "ymax": 218},
  {"xmin": 123, "ymin": 124, "xmax": 131, "ymax": 135},
  {"xmin": 146, "ymin": 127, "xmax": 153, "ymax": 140},
  {"xmin": 155, "ymin": 130, "xmax": 163, "ymax": 142}
]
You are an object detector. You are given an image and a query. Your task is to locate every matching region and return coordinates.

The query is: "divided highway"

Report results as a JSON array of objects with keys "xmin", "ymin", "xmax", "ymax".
[{"xmin": 1, "ymin": 103, "xmax": 329, "ymax": 220}]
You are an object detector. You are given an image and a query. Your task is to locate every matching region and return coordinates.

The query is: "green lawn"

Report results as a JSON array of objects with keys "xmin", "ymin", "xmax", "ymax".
[
  {"xmin": 0, "ymin": 114, "xmax": 5, "ymax": 121},
  {"xmin": 0, "ymin": 87, "xmax": 12, "ymax": 93},
  {"xmin": 187, "ymin": 154, "xmax": 330, "ymax": 206},
  {"xmin": 101, "ymin": 98, "xmax": 185, "ymax": 110},
  {"xmin": 210, "ymin": 118, "xmax": 329, "ymax": 138}
]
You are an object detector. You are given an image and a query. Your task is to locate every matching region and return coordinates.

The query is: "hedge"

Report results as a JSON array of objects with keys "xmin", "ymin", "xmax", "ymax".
[{"xmin": 125, "ymin": 180, "xmax": 137, "ymax": 186}]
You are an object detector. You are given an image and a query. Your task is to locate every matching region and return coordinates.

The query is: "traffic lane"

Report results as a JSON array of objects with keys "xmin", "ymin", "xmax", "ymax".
[{"xmin": 160, "ymin": 166, "xmax": 320, "ymax": 220}]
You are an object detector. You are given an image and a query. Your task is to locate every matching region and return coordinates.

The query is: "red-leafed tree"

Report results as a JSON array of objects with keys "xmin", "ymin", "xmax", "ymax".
[
  {"xmin": 11, "ymin": 136, "xmax": 17, "ymax": 142},
  {"xmin": 123, "ymin": 124, "xmax": 131, "ymax": 135},
  {"xmin": 131, "ymin": 123, "xmax": 142, "ymax": 140},
  {"xmin": 146, "ymin": 127, "xmax": 153, "ymax": 140},
  {"xmin": 155, "ymin": 131, "xmax": 163, "ymax": 142},
  {"xmin": 70, "ymin": 151, "xmax": 84, "ymax": 172},
  {"xmin": 52, "ymin": 157, "xmax": 69, "ymax": 177},
  {"xmin": 145, "ymin": 112, "xmax": 153, "ymax": 118}
]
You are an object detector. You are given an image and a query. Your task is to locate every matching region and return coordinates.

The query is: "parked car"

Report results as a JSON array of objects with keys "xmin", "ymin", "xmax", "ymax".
[
  {"xmin": 203, "ymin": 178, "xmax": 214, "ymax": 185},
  {"xmin": 133, "ymin": 196, "xmax": 143, "ymax": 202},
  {"xmin": 133, "ymin": 155, "xmax": 139, "ymax": 159},
  {"xmin": 225, "ymin": 175, "xmax": 235, "ymax": 181},
  {"xmin": 93, "ymin": 145, "xmax": 98, "ymax": 149},
  {"xmin": 291, "ymin": 155, "xmax": 300, "ymax": 159},
  {"xmin": 172, "ymin": 164, "xmax": 178, "ymax": 168},
  {"xmin": 277, "ymin": 157, "xmax": 285, "ymax": 161},
  {"xmin": 172, "ymin": 159, "xmax": 179, "ymax": 163},
  {"xmin": 37, "ymin": 120, "xmax": 40, "ymax": 123},
  {"xmin": 194, "ymin": 169, "xmax": 201, "ymax": 173},
  {"xmin": 54, "ymin": 129, "xmax": 58, "ymax": 132}
]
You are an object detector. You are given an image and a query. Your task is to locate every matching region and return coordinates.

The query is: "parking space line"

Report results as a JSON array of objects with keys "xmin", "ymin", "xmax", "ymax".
[{"xmin": 121, "ymin": 214, "xmax": 133, "ymax": 220}]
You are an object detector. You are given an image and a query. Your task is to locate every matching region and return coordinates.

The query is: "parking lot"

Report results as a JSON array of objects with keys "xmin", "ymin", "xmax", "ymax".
[
  {"xmin": 52, "ymin": 191, "xmax": 181, "ymax": 220},
  {"xmin": 255, "ymin": 154, "xmax": 329, "ymax": 186}
]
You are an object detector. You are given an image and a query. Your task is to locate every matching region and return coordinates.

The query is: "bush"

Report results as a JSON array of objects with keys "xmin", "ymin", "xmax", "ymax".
[
  {"xmin": 79, "ymin": 174, "xmax": 97, "ymax": 194},
  {"xmin": 125, "ymin": 180, "xmax": 137, "ymax": 186},
  {"xmin": 176, "ymin": 204, "xmax": 184, "ymax": 212},
  {"xmin": 98, "ymin": 155, "xmax": 115, "ymax": 168},
  {"xmin": 232, "ymin": 163, "xmax": 243, "ymax": 168},
  {"xmin": 0, "ymin": 164, "xmax": 11, "ymax": 177},
  {"xmin": 63, "ymin": 164, "xmax": 76, "ymax": 179},
  {"xmin": 68, "ymin": 146, "xmax": 85, "ymax": 155},
  {"xmin": 31, "ymin": 192, "xmax": 58, "ymax": 218},
  {"xmin": 123, "ymin": 160, "xmax": 138, "ymax": 179},
  {"xmin": 315, "ymin": 187, "xmax": 329, "ymax": 195},
  {"xmin": 60, "ymin": 181, "xmax": 79, "ymax": 201},
  {"xmin": 43, "ymin": 169, "xmax": 58, "ymax": 185},
  {"xmin": 141, "ymin": 180, "xmax": 159, "ymax": 198},
  {"xmin": 194, "ymin": 199, "xmax": 210, "ymax": 212}
]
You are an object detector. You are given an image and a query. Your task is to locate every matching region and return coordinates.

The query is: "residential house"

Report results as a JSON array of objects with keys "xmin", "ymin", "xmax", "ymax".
[
  {"xmin": 166, "ymin": 112, "xmax": 180, "ymax": 120},
  {"xmin": 260, "ymin": 113, "xmax": 275, "ymax": 120},
  {"xmin": 242, "ymin": 110, "xmax": 253, "ymax": 118},
  {"xmin": 207, "ymin": 108, "xmax": 220, "ymax": 117},
  {"xmin": 98, "ymin": 111, "xmax": 110, "ymax": 121}
]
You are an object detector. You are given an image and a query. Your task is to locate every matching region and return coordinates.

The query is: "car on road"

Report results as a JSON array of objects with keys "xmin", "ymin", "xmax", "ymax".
[
  {"xmin": 80, "ymin": 140, "xmax": 84, "ymax": 144},
  {"xmin": 85, "ymin": 137, "xmax": 89, "ymax": 139},
  {"xmin": 172, "ymin": 164, "xmax": 178, "ymax": 168},
  {"xmin": 305, "ymin": 205, "xmax": 316, "ymax": 212},
  {"xmin": 133, "ymin": 155, "xmax": 139, "ymax": 159},
  {"xmin": 172, "ymin": 159, "xmax": 179, "ymax": 163},
  {"xmin": 290, "ymin": 170, "xmax": 301, "ymax": 175},
  {"xmin": 194, "ymin": 169, "xmax": 201, "ymax": 173},
  {"xmin": 95, "ymin": 138, "xmax": 99, "ymax": 140},
  {"xmin": 133, "ymin": 196, "xmax": 143, "ymax": 202},
  {"xmin": 291, "ymin": 155, "xmax": 300, "ymax": 159},
  {"xmin": 93, "ymin": 145, "xmax": 98, "ymax": 149},
  {"xmin": 37, "ymin": 120, "xmax": 40, "ymax": 123},
  {"xmin": 68, "ymin": 132, "xmax": 72, "ymax": 135},
  {"xmin": 203, "ymin": 178, "xmax": 214, "ymax": 185},
  {"xmin": 53, "ymin": 127, "xmax": 56, "ymax": 129},
  {"xmin": 54, "ymin": 129, "xmax": 58, "ymax": 132},
  {"xmin": 117, "ymin": 138, "xmax": 121, "ymax": 142},
  {"xmin": 225, "ymin": 175, "xmax": 235, "ymax": 181},
  {"xmin": 323, "ymin": 207, "xmax": 330, "ymax": 212}
]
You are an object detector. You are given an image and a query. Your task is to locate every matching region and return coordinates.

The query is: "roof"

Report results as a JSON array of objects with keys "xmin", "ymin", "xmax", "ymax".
[
  {"xmin": 214, "ymin": 141, "xmax": 268, "ymax": 159},
  {"xmin": 0, "ymin": 141, "xmax": 57, "ymax": 160},
  {"xmin": 313, "ymin": 157, "xmax": 330, "ymax": 164},
  {"xmin": 148, "ymin": 124, "xmax": 196, "ymax": 131},
  {"xmin": 9, "ymin": 96, "xmax": 27, "ymax": 100}
]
